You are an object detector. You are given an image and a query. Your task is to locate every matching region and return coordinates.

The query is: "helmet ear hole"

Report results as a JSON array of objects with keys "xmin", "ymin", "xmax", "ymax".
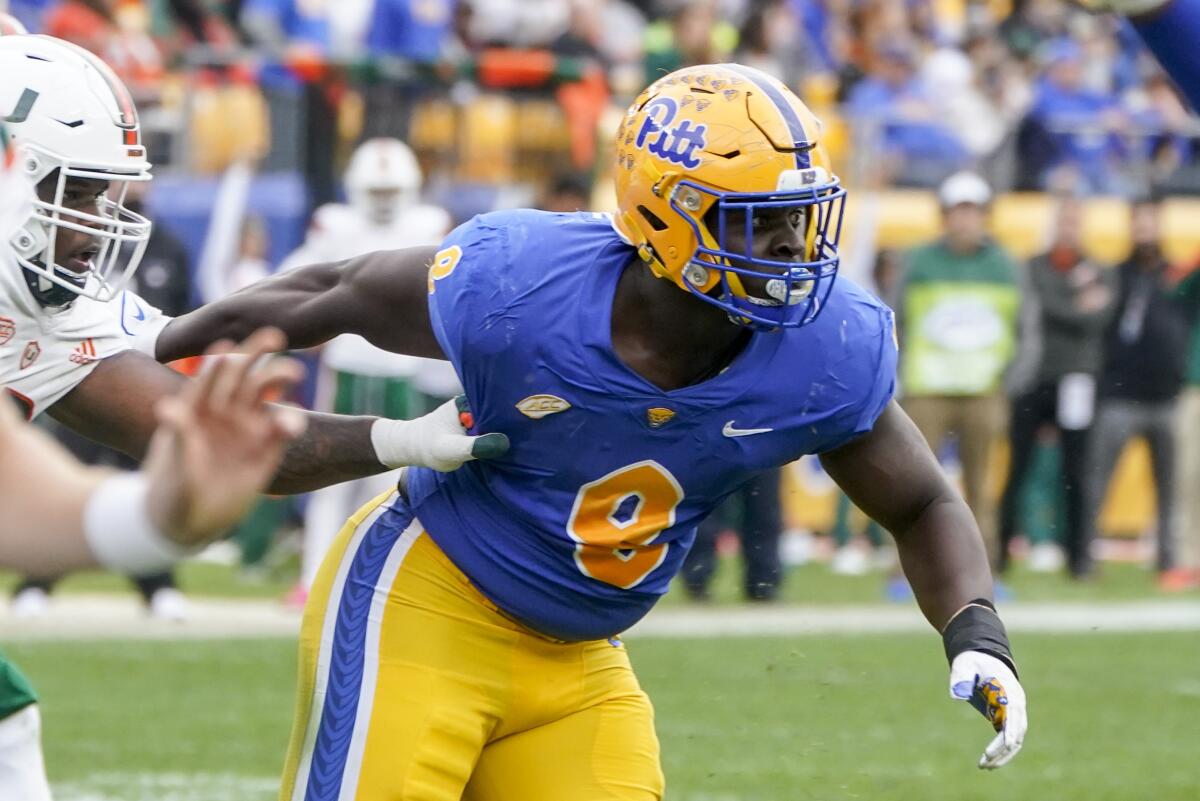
[{"xmin": 637, "ymin": 205, "xmax": 669, "ymax": 232}]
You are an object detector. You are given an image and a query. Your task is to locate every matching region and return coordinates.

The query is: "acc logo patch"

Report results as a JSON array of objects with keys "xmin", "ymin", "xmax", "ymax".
[
  {"xmin": 646, "ymin": 407, "xmax": 676, "ymax": 428},
  {"xmin": 20, "ymin": 340, "xmax": 40, "ymax": 370},
  {"xmin": 0, "ymin": 316, "xmax": 14, "ymax": 345},
  {"xmin": 516, "ymin": 394, "xmax": 572, "ymax": 420},
  {"xmin": 635, "ymin": 97, "xmax": 707, "ymax": 169}
]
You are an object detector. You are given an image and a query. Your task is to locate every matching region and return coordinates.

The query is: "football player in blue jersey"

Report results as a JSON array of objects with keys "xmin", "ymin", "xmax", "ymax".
[{"xmin": 148, "ymin": 64, "xmax": 1028, "ymax": 800}]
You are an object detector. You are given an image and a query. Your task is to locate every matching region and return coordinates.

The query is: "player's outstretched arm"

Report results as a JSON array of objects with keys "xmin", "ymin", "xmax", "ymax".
[
  {"xmin": 820, "ymin": 400, "xmax": 1026, "ymax": 770},
  {"xmin": 154, "ymin": 246, "xmax": 444, "ymax": 362},
  {"xmin": 0, "ymin": 329, "xmax": 304, "ymax": 577},
  {"xmin": 0, "ymin": 394, "xmax": 111, "ymax": 575},
  {"xmin": 819, "ymin": 401, "xmax": 993, "ymax": 626},
  {"xmin": 47, "ymin": 349, "xmax": 384, "ymax": 494},
  {"xmin": 49, "ymin": 332, "xmax": 505, "ymax": 495},
  {"xmin": 1074, "ymin": 0, "xmax": 1200, "ymax": 109},
  {"xmin": 1129, "ymin": 0, "xmax": 1200, "ymax": 110}
]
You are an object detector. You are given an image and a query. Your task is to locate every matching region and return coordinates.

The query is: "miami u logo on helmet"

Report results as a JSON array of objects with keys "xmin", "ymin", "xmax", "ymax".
[{"xmin": 634, "ymin": 97, "xmax": 707, "ymax": 169}]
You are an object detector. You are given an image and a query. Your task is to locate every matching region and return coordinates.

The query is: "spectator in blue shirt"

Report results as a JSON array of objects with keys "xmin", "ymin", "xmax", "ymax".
[
  {"xmin": 845, "ymin": 42, "xmax": 969, "ymax": 185},
  {"xmin": 789, "ymin": 0, "xmax": 837, "ymax": 75},
  {"xmin": 240, "ymin": 0, "xmax": 339, "ymax": 211},
  {"xmin": 241, "ymin": 0, "xmax": 332, "ymax": 54},
  {"xmin": 367, "ymin": 0, "xmax": 456, "ymax": 63},
  {"xmin": 358, "ymin": 0, "xmax": 457, "ymax": 140},
  {"xmin": 1020, "ymin": 37, "xmax": 1125, "ymax": 193}
]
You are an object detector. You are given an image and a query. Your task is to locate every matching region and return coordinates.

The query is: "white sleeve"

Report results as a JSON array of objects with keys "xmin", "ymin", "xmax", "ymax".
[
  {"xmin": 0, "ymin": 292, "xmax": 133, "ymax": 419},
  {"xmin": 115, "ymin": 290, "xmax": 172, "ymax": 358}
]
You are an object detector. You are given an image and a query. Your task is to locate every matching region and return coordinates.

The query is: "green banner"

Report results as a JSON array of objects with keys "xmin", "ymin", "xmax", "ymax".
[{"xmin": 902, "ymin": 282, "xmax": 1020, "ymax": 395}]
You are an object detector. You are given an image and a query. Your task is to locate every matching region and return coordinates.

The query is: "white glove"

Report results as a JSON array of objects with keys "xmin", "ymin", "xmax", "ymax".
[
  {"xmin": 949, "ymin": 650, "xmax": 1027, "ymax": 770},
  {"xmin": 371, "ymin": 395, "xmax": 509, "ymax": 471},
  {"xmin": 118, "ymin": 291, "xmax": 173, "ymax": 358}
]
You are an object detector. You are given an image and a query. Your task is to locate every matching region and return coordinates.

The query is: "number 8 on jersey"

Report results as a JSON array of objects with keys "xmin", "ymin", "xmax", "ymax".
[{"xmin": 566, "ymin": 460, "xmax": 684, "ymax": 589}]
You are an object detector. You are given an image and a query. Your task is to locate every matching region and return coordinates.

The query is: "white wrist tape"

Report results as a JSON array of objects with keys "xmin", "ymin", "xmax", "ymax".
[
  {"xmin": 83, "ymin": 473, "xmax": 191, "ymax": 575},
  {"xmin": 371, "ymin": 418, "xmax": 409, "ymax": 468},
  {"xmin": 370, "ymin": 400, "xmax": 475, "ymax": 471}
]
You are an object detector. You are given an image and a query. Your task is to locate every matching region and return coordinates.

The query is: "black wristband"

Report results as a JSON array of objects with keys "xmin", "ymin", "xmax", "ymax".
[{"xmin": 942, "ymin": 601, "xmax": 1018, "ymax": 677}]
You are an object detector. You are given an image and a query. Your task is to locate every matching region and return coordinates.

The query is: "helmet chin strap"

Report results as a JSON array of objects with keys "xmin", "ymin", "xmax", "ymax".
[
  {"xmin": 21, "ymin": 261, "xmax": 86, "ymax": 309},
  {"xmin": 11, "ymin": 211, "xmax": 84, "ymax": 307}
]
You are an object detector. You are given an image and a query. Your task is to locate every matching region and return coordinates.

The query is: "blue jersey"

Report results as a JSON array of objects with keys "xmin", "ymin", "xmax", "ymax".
[
  {"xmin": 406, "ymin": 210, "xmax": 897, "ymax": 641},
  {"xmin": 367, "ymin": 0, "xmax": 456, "ymax": 62}
]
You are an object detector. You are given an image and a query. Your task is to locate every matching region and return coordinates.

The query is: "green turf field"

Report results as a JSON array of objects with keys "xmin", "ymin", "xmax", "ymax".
[
  {"xmin": 0, "ymin": 554, "xmax": 1187, "ymax": 606},
  {"xmin": 7, "ymin": 629, "xmax": 1198, "ymax": 801}
]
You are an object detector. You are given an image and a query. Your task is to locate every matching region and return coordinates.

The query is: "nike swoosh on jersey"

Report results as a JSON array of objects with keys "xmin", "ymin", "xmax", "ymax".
[
  {"xmin": 722, "ymin": 421, "xmax": 773, "ymax": 437},
  {"xmin": 132, "ymin": 304, "xmax": 146, "ymax": 321}
]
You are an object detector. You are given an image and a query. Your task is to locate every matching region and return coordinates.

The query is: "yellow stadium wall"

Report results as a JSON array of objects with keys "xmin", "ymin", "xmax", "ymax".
[{"xmin": 846, "ymin": 190, "xmax": 1200, "ymax": 265}]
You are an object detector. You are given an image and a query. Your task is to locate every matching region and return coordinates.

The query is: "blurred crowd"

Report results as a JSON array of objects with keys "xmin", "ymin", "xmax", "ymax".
[
  {"xmin": 886, "ymin": 172, "xmax": 1200, "ymax": 594},
  {"xmin": 4, "ymin": 0, "xmax": 1199, "ymax": 617},
  {"xmin": 691, "ymin": 169, "xmax": 1200, "ymax": 603},
  {"xmin": 3, "ymin": 0, "xmax": 1198, "ymax": 199}
]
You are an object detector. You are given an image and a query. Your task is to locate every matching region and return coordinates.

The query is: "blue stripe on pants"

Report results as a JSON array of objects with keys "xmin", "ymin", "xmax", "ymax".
[{"xmin": 305, "ymin": 504, "xmax": 415, "ymax": 801}]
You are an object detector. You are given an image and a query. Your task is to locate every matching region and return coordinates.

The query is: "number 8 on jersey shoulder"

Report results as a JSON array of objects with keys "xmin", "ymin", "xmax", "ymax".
[{"xmin": 428, "ymin": 245, "xmax": 463, "ymax": 294}]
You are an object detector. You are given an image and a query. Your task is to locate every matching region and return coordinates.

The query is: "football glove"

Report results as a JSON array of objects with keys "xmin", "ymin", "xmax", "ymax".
[
  {"xmin": 949, "ymin": 650, "xmax": 1027, "ymax": 770},
  {"xmin": 371, "ymin": 395, "xmax": 509, "ymax": 471}
]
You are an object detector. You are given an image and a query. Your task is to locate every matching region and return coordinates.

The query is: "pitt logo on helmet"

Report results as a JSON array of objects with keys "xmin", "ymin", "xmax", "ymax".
[{"xmin": 634, "ymin": 97, "xmax": 707, "ymax": 169}]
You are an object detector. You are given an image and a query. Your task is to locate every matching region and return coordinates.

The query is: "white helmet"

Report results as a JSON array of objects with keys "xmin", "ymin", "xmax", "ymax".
[
  {"xmin": 0, "ymin": 23, "xmax": 36, "ymax": 244},
  {"xmin": 0, "ymin": 35, "xmax": 152, "ymax": 308},
  {"xmin": 344, "ymin": 138, "xmax": 422, "ymax": 225},
  {"xmin": 0, "ymin": 12, "xmax": 29, "ymax": 35},
  {"xmin": 0, "ymin": 123, "xmax": 33, "ymax": 246}
]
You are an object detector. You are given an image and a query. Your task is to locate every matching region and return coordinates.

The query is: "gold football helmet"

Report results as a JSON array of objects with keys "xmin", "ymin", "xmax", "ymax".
[{"xmin": 614, "ymin": 64, "xmax": 845, "ymax": 329}]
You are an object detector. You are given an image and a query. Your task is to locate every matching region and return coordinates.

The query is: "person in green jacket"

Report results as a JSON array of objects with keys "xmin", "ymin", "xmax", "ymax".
[{"xmin": 897, "ymin": 172, "xmax": 1027, "ymax": 569}]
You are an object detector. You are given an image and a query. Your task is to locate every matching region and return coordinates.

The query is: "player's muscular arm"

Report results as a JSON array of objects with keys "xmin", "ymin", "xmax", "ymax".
[
  {"xmin": 49, "ymin": 350, "xmax": 384, "ymax": 493},
  {"xmin": 819, "ymin": 401, "xmax": 994, "ymax": 631},
  {"xmin": 156, "ymin": 246, "xmax": 444, "ymax": 362},
  {"xmin": 49, "ymin": 350, "xmax": 188, "ymax": 457}
]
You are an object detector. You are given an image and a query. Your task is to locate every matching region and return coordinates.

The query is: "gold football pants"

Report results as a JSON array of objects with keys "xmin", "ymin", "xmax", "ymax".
[{"xmin": 280, "ymin": 490, "xmax": 665, "ymax": 801}]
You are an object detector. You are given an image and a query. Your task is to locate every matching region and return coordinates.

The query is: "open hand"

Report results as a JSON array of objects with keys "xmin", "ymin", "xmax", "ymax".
[{"xmin": 142, "ymin": 328, "xmax": 306, "ymax": 546}]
